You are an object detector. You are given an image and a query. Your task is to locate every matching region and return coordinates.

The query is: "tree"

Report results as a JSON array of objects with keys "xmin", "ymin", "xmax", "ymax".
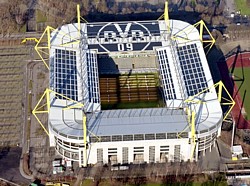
[
  {"xmin": 185, "ymin": 5, "xmax": 193, "ymax": 12},
  {"xmin": 82, "ymin": 0, "xmax": 90, "ymax": 15},
  {"xmin": 195, "ymin": 4, "xmax": 207, "ymax": 13},
  {"xmin": 190, "ymin": 0, "xmax": 196, "ymax": 12},
  {"xmin": 110, "ymin": 3, "xmax": 118, "ymax": 14},
  {"xmin": 95, "ymin": 0, "xmax": 109, "ymax": 13},
  {"xmin": 7, "ymin": 0, "xmax": 28, "ymax": 31},
  {"xmin": 0, "ymin": 5, "xmax": 10, "ymax": 36}
]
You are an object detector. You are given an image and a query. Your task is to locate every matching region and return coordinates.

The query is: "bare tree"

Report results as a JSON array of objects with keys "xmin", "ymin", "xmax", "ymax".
[
  {"xmin": 96, "ymin": 0, "xmax": 109, "ymax": 13},
  {"xmin": 7, "ymin": 0, "xmax": 28, "ymax": 31},
  {"xmin": 110, "ymin": 3, "xmax": 118, "ymax": 14},
  {"xmin": 0, "ymin": 5, "xmax": 10, "ymax": 36}
]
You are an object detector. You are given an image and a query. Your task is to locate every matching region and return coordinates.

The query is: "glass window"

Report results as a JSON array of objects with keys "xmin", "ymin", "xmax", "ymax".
[
  {"xmin": 54, "ymin": 49, "xmax": 78, "ymax": 100},
  {"xmin": 177, "ymin": 44, "xmax": 208, "ymax": 96}
]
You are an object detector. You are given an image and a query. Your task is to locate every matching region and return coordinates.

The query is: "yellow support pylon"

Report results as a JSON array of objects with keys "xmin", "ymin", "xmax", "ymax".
[
  {"xmin": 83, "ymin": 115, "xmax": 87, "ymax": 167},
  {"xmin": 32, "ymin": 88, "xmax": 85, "ymax": 136},
  {"xmin": 33, "ymin": 4, "xmax": 87, "ymax": 70},
  {"xmin": 77, "ymin": 4, "xmax": 81, "ymax": 37},
  {"xmin": 77, "ymin": 4, "xmax": 88, "ymax": 38},
  {"xmin": 215, "ymin": 81, "xmax": 235, "ymax": 121},
  {"xmin": 194, "ymin": 20, "xmax": 215, "ymax": 53},
  {"xmin": 34, "ymin": 25, "xmax": 81, "ymax": 70},
  {"xmin": 32, "ymin": 88, "xmax": 92, "ymax": 166},
  {"xmin": 180, "ymin": 81, "xmax": 235, "ymax": 160},
  {"xmin": 32, "ymin": 89, "xmax": 50, "ymax": 136},
  {"xmin": 190, "ymin": 111, "xmax": 197, "ymax": 161},
  {"xmin": 164, "ymin": 1, "xmax": 170, "ymax": 32},
  {"xmin": 21, "ymin": 38, "xmax": 39, "ymax": 44},
  {"xmin": 186, "ymin": 81, "xmax": 235, "ymax": 121},
  {"xmin": 157, "ymin": 1, "xmax": 170, "ymax": 32},
  {"xmin": 34, "ymin": 26, "xmax": 55, "ymax": 70},
  {"xmin": 171, "ymin": 20, "xmax": 215, "ymax": 54},
  {"xmin": 179, "ymin": 107, "xmax": 197, "ymax": 161}
]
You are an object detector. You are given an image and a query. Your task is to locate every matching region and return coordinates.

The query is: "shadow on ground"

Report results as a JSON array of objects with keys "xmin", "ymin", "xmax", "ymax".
[{"xmin": 0, "ymin": 147, "xmax": 30, "ymax": 185}]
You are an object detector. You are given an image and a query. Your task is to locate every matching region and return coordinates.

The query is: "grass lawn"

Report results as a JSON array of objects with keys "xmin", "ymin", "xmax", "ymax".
[
  {"xmin": 36, "ymin": 9, "xmax": 47, "ymax": 23},
  {"xmin": 235, "ymin": 0, "xmax": 250, "ymax": 15},
  {"xmin": 20, "ymin": 24, "xmax": 27, "ymax": 33},
  {"xmin": 232, "ymin": 67, "xmax": 250, "ymax": 119}
]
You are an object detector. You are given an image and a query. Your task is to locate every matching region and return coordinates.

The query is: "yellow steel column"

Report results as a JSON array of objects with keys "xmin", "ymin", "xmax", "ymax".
[
  {"xmin": 47, "ymin": 27, "xmax": 51, "ymax": 49},
  {"xmin": 46, "ymin": 89, "xmax": 51, "ymax": 111},
  {"xmin": 199, "ymin": 21, "xmax": 203, "ymax": 42},
  {"xmin": 77, "ymin": 4, "xmax": 81, "ymax": 37},
  {"xmin": 164, "ymin": 1, "xmax": 170, "ymax": 32},
  {"xmin": 217, "ymin": 81, "xmax": 223, "ymax": 103},
  {"xmin": 190, "ymin": 111, "xmax": 196, "ymax": 161},
  {"xmin": 83, "ymin": 115, "xmax": 87, "ymax": 167},
  {"xmin": 191, "ymin": 111, "xmax": 196, "ymax": 144},
  {"xmin": 222, "ymin": 84, "xmax": 235, "ymax": 120}
]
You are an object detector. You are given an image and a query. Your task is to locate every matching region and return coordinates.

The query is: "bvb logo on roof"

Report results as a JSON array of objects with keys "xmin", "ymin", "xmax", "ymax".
[{"xmin": 96, "ymin": 22, "xmax": 151, "ymax": 52}]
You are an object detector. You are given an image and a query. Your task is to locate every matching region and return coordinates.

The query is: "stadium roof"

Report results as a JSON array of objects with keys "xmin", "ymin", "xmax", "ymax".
[
  {"xmin": 50, "ymin": 20, "xmax": 200, "ymax": 52},
  {"xmin": 49, "ymin": 98, "xmax": 222, "ymax": 138},
  {"xmin": 49, "ymin": 106, "xmax": 188, "ymax": 138},
  {"xmin": 48, "ymin": 19, "xmax": 223, "ymax": 139}
]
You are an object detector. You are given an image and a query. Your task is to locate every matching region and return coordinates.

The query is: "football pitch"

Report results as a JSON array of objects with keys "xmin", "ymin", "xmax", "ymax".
[{"xmin": 232, "ymin": 67, "xmax": 250, "ymax": 119}]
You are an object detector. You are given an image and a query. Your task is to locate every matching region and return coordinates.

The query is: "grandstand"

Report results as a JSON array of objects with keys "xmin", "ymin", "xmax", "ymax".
[
  {"xmin": 99, "ymin": 73, "xmax": 160, "ymax": 107},
  {"xmin": 33, "ymin": 4, "xmax": 224, "ymax": 167}
]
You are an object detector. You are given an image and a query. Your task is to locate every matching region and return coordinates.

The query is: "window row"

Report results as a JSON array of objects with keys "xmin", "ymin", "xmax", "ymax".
[
  {"xmin": 157, "ymin": 49, "xmax": 176, "ymax": 100},
  {"xmin": 90, "ymin": 132, "xmax": 188, "ymax": 143}
]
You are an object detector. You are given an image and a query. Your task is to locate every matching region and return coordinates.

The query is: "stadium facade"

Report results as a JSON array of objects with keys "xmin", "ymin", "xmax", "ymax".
[{"xmin": 47, "ymin": 18, "xmax": 223, "ymax": 167}]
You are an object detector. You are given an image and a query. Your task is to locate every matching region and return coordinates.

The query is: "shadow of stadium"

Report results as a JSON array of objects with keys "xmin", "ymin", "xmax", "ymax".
[{"xmin": 212, "ymin": 45, "xmax": 250, "ymax": 129}]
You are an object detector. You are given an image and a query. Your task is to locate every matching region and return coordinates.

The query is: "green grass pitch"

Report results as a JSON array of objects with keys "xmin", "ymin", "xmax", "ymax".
[{"xmin": 232, "ymin": 67, "xmax": 250, "ymax": 119}]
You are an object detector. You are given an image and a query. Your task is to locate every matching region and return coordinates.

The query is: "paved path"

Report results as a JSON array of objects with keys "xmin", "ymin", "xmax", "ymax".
[{"xmin": 225, "ymin": 0, "xmax": 236, "ymax": 14}]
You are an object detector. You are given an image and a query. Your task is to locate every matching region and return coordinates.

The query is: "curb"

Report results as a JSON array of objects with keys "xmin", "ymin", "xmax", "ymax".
[{"xmin": 19, "ymin": 155, "xmax": 33, "ymax": 180}]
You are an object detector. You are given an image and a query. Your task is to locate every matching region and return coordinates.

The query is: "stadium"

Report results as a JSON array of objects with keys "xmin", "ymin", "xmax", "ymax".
[{"xmin": 33, "ymin": 4, "xmax": 226, "ymax": 167}]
